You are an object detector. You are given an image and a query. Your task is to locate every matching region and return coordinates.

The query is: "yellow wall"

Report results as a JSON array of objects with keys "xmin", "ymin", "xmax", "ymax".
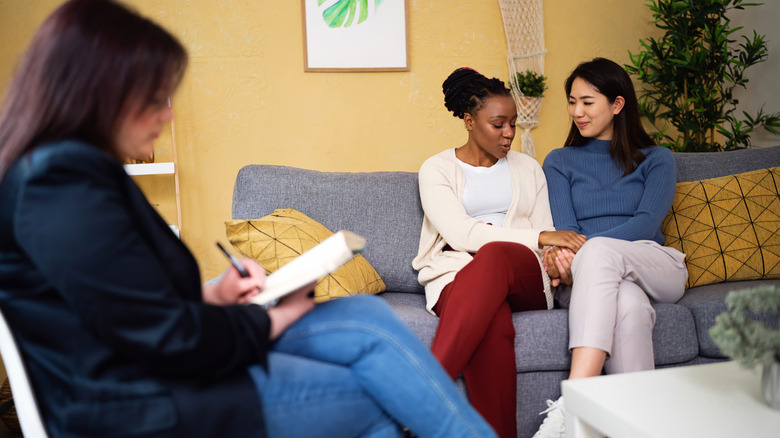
[{"xmin": 0, "ymin": 0, "xmax": 661, "ymax": 279}]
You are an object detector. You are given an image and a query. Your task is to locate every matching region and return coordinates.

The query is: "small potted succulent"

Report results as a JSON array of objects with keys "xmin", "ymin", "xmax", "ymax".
[{"xmin": 710, "ymin": 285, "xmax": 780, "ymax": 409}]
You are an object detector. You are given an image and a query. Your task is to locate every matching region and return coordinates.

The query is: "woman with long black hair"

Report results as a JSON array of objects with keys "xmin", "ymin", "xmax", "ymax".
[{"xmin": 533, "ymin": 57, "xmax": 688, "ymax": 438}]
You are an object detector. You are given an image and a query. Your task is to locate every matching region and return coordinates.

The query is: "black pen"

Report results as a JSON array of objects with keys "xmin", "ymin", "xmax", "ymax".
[
  {"xmin": 216, "ymin": 242, "xmax": 272, "ymax": 305},
  {"xmin": 216, "ymin": 242, "xmax": 250, "ymax": 277}
]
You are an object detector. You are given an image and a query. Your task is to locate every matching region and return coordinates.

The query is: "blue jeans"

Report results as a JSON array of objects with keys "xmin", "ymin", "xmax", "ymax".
[{"xmin": 248, "ymin": 295, "xmax": 496, "ymax": 438}]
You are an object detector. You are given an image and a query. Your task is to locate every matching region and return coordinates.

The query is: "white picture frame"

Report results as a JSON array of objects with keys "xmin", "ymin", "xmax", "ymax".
[{"xmin": 302, "ymin": 0, "xmax": 410, "ymax": 72}]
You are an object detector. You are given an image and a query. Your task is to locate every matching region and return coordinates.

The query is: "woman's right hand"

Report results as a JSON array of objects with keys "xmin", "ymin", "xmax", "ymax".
[
  {"xmin": 538, "ymin": 230, "xmax": 587, "ymax": 253},
  {"xmin": 551, "ymin": 249, "xmax": 575, "ymax": 287},
  {"xmin": 543, "ymin": 246, "xmax": 561, "ymax": 279},
  {"xmin": 266, "ymin": 282, "xmax": 317, "ymax": 340}
]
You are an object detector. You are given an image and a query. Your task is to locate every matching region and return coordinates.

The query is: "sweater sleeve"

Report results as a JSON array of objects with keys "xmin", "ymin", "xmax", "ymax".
[
  {"xmin": 418, "ymin": 153, "xmax": 543, "ymax": 253},
  {"xmin": 543, "ymin": 150, "xmax": 583, "ymax": 233},
  {"xmin": 14, "ymin": 148, "xmax": 272, "ymax": 379},
  {"xmin": 589, "ymin": 147, "xmax": 676, "ymax": 242}
]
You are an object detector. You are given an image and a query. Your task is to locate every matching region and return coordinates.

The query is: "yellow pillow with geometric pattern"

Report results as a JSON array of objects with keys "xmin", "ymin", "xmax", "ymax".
[
  {"xmin": 226, "ymin": 209, "xmax": 385, "ymax": 302},
  {"xmin": 661, "ymin": 167, "xmax": 780, "ymax": 288}
]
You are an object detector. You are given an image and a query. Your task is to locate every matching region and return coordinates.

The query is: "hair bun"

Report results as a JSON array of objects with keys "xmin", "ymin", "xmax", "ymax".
[
  {"xmin": 442, "ymin": 67, "xmax": 509, "ymax": 119},
  {"xmin": 442, "ymin": 67, "xmax": 480, "ymax": 96}
]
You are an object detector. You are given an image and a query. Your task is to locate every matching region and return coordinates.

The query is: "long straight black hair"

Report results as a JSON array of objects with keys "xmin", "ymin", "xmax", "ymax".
[
  {"xmin": 0, "ymin": 0, "xmax": 188, "ymax": 177},
  {"xmin": 563, "ymin": 58, "xmax": 653, "ymax": 175}
]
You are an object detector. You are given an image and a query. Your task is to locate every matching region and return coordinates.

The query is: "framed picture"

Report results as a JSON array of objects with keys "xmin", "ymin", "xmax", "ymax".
[{"xmin": 302, "ymin": 0, "xmax": 410, "ymax": 72}]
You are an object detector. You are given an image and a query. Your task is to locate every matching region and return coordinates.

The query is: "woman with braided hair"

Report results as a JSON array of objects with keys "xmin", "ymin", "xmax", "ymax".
[{"xmin": 412, "ymin": 67, "xmax": 586, "ymax": 438}]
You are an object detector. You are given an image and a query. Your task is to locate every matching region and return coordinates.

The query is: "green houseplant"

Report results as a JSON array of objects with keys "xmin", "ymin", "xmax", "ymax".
[
  {"xmin": 625, "ymin": 0, "xmax": 780, "ymax": 152},
  {"xmin": 710, "ymin": 285, "xmax": 780, "ymax": 409},
  {"xmin": 509, "ymin": 70, "xmax": 548, "ymax": 157},
  {"xmin": 512, "ymin": 70, "xmax": 547, "ymax": 97}
]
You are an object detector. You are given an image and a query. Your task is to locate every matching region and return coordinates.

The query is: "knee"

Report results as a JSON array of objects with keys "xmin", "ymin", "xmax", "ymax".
[
  {"xmin": 475, "ymin": 241, "xmax": 537, "ymax": 267},
  {"xmin": 576, "ymin": 237, "xmax": 615, "ymax": 259},
  {"xmin": 478, "ymin": 241, "xmax": 526, "ymax": 257},
  {"xmin": 572, "ymin": 237, "xmax": 619, "ymax": 273}
]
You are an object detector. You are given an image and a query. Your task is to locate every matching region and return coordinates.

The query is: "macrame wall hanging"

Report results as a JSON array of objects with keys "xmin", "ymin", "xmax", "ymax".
[{"xmin": 498, "ymin": 0, "xmax": 546, "ymax": 158}]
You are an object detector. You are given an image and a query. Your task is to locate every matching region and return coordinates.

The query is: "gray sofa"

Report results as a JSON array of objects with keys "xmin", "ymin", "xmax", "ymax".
[{"xmin": 230, "ymin": 146, "xmax": 780, "ymax": 438}]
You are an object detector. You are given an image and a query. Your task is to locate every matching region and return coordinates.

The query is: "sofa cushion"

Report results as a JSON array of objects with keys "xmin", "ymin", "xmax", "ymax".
[
  {"xmin": 651, "ymin": 303, "xmax": 699, "ymax": 365},
  {"xmin": 226, "ymin": 209, "xmax": 385, "ymax": 302},
  {"xmin": 381, "ymin": 293, "xmax": 699, "ymax": 371},
  {"xmin": 662, "ymin": 167, "xmax": 780, "ymax": 288},
  {"xmin": 677, "ymin": 278, "xmax": 780, "ymax": 358},
  {"xmin": 381, "ymin": 292, "xmax": 572, "ymax": 372},
  {"xmin": 232, "ymin": 165, "xmax": 424, "ymax": 293},
  {"xmin": 380, "ymin": 292, "xmax": 438, "ymax": 345},
  {"xmin": 513, "ymin": 309, "xmax": 570, "ymax": 372}
]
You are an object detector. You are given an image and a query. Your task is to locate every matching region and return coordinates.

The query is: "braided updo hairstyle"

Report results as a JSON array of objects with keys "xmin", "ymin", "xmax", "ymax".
[{"xmin": 442, "ymin": 67, "xmax": 511, "ymax": 119}]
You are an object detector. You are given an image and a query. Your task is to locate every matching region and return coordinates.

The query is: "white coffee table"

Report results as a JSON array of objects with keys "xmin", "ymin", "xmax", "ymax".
[{"xmin": 561, "ymin": 361, "xmax": 780, "ymax": 438}]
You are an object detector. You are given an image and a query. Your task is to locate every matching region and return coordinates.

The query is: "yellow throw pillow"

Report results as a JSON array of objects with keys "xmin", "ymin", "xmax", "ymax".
[
  {"xmin": 662, "ymin": 167, "xmax": 780, "ymax": 288},
  {"xmin": 226, "ymin": 209, "xmax": 385, "ymax": 302}
]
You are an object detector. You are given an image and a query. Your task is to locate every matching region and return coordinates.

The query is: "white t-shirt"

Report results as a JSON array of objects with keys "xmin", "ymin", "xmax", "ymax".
[{"xmin": 456, "ymin": 157, "xmax": 512, "ymax": 227}]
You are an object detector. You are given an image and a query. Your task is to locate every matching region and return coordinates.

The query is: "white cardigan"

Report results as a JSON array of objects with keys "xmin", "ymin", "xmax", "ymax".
[{"xmin": 412, "ymin": 148, "xmax": 555, "ymax": 313}]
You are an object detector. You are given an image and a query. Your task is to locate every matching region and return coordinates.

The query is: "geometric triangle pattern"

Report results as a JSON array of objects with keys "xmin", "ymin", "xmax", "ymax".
[
  {"xmin": 225, "ymin": 208, "xmax": 385, "ymax": 302},
  {"xmin": 662, "ymin": 167, "xmax": 780, "ymax": 288}
]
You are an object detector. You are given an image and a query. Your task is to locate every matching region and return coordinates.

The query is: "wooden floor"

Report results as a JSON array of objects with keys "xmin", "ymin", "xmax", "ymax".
[
  {"xmin": 0, "ymin": 421, "xmax": 19, "ymax": 437},
  {"xmin": 0, "ymin": 361, "xmax": 23, "ymax": 437}
]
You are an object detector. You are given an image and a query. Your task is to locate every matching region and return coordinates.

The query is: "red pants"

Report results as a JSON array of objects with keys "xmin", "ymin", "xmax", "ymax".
[{"xmin": 432, "ymin": 241, "xmax": 546, "ymax": 438}]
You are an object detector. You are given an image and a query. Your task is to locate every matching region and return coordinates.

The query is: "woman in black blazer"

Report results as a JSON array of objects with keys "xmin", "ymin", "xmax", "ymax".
[{"xmin": 0, "ymin": 1, "xmax": 496, "ymax": 437}]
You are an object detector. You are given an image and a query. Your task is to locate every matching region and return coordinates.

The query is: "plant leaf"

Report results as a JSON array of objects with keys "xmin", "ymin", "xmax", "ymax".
[
  {"xmin": 626, "ymin": 0, "xmax": 774, "ymax": 152},
  {"xmin": 319, "ymin": 0, "xmax": 381, "ymax": 28}
]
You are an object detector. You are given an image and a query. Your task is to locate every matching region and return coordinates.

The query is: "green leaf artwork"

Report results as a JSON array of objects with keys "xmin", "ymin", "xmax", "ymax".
[{"xmin": 318, "ymin": 0, "xmax": 384, "ymax": 28}]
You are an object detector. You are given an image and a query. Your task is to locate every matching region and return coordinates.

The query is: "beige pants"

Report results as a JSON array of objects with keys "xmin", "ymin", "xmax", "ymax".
[{"xmin": 555, "ymin": 237, "xmax": 688, "ymax": 374}]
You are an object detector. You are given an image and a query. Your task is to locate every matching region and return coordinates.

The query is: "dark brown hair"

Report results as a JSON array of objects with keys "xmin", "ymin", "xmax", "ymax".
[
  {"xmin": 563, "ymin": 58, "xmax": 653, "ymax": 175},
  {"xmin": 0, "ymin": 0, "xmax": 188, "ymax": 176},
  {"xmin": 442, "ymin": 67, "xmax": 511, "ymax": 119}
]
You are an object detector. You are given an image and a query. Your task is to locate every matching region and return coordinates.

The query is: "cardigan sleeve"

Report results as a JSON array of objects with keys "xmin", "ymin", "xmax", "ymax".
[
  {"xmin": 418, "ymin": 153, "xmax": 545, "ymax": 253},
  {"xmin": 524, "ymin": 157, "xmax": 556, "ymax": 235},
  {"xmin": 13, "ymin": 146, "xmax": 272, "ymax": 379}
]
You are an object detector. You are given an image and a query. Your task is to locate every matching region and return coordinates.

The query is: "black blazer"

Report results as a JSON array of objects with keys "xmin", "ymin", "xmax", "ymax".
[{"xmin": 0, "ymin": 141, "xmax": 271, "ymax": 437}]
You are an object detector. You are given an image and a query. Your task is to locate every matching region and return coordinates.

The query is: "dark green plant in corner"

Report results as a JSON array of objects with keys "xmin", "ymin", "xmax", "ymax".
[
  {"xmin": 626, "ymin": 0, "xmax": 780, "ymax": 152},
  {"xmin": 710, "ymin": 285, "xmax": 780, "ymax": 368},
  {"xmin": 513, "ymin": 70, "xmax": 547, "ymax": 97}
]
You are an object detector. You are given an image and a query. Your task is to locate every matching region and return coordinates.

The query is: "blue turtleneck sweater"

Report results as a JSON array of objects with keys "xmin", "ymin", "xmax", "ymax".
[{"xmin": 542, "ymin": 138, "xmax": 676, "ymax": 245}]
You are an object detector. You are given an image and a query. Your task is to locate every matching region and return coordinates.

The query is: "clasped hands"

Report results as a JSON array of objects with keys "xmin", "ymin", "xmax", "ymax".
[{"xmin": 538, "ymin": 230, "xmax": 587, "ymax": 287}]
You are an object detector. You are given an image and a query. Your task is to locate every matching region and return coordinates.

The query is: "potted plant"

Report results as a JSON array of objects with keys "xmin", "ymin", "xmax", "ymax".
[
  {"xmin": 625, "ymin": 0, "xmax": 780, "ymax": 152},
  {"xmin": 510, "ymin": 69, "xmax": 547, "ymax": 124},
  {"xmin": 710, "ymin": 285, "xmax": 780, "ymax": 409},
  {"xmin": 513, "ymin": 69, "xmax": 547, "ymax": 98}
]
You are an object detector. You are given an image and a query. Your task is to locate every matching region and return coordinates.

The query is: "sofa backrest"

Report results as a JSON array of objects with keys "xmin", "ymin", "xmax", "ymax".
[
  {"xmin": 232, "ymin": 165, "xmax": 424, "ymax": 293},
  {"xmin": 231, "ymin": 146, "xmax": 780, "ymax": 294},
  {"xmin": 673, "ymin": 145, "xmax": 780, "ymax": 182}
]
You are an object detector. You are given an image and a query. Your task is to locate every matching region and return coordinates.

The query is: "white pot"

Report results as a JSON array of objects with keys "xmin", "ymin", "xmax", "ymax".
[{"xmin": 763, "ymin": 361, "xmax": 780, "ymax": 410}]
